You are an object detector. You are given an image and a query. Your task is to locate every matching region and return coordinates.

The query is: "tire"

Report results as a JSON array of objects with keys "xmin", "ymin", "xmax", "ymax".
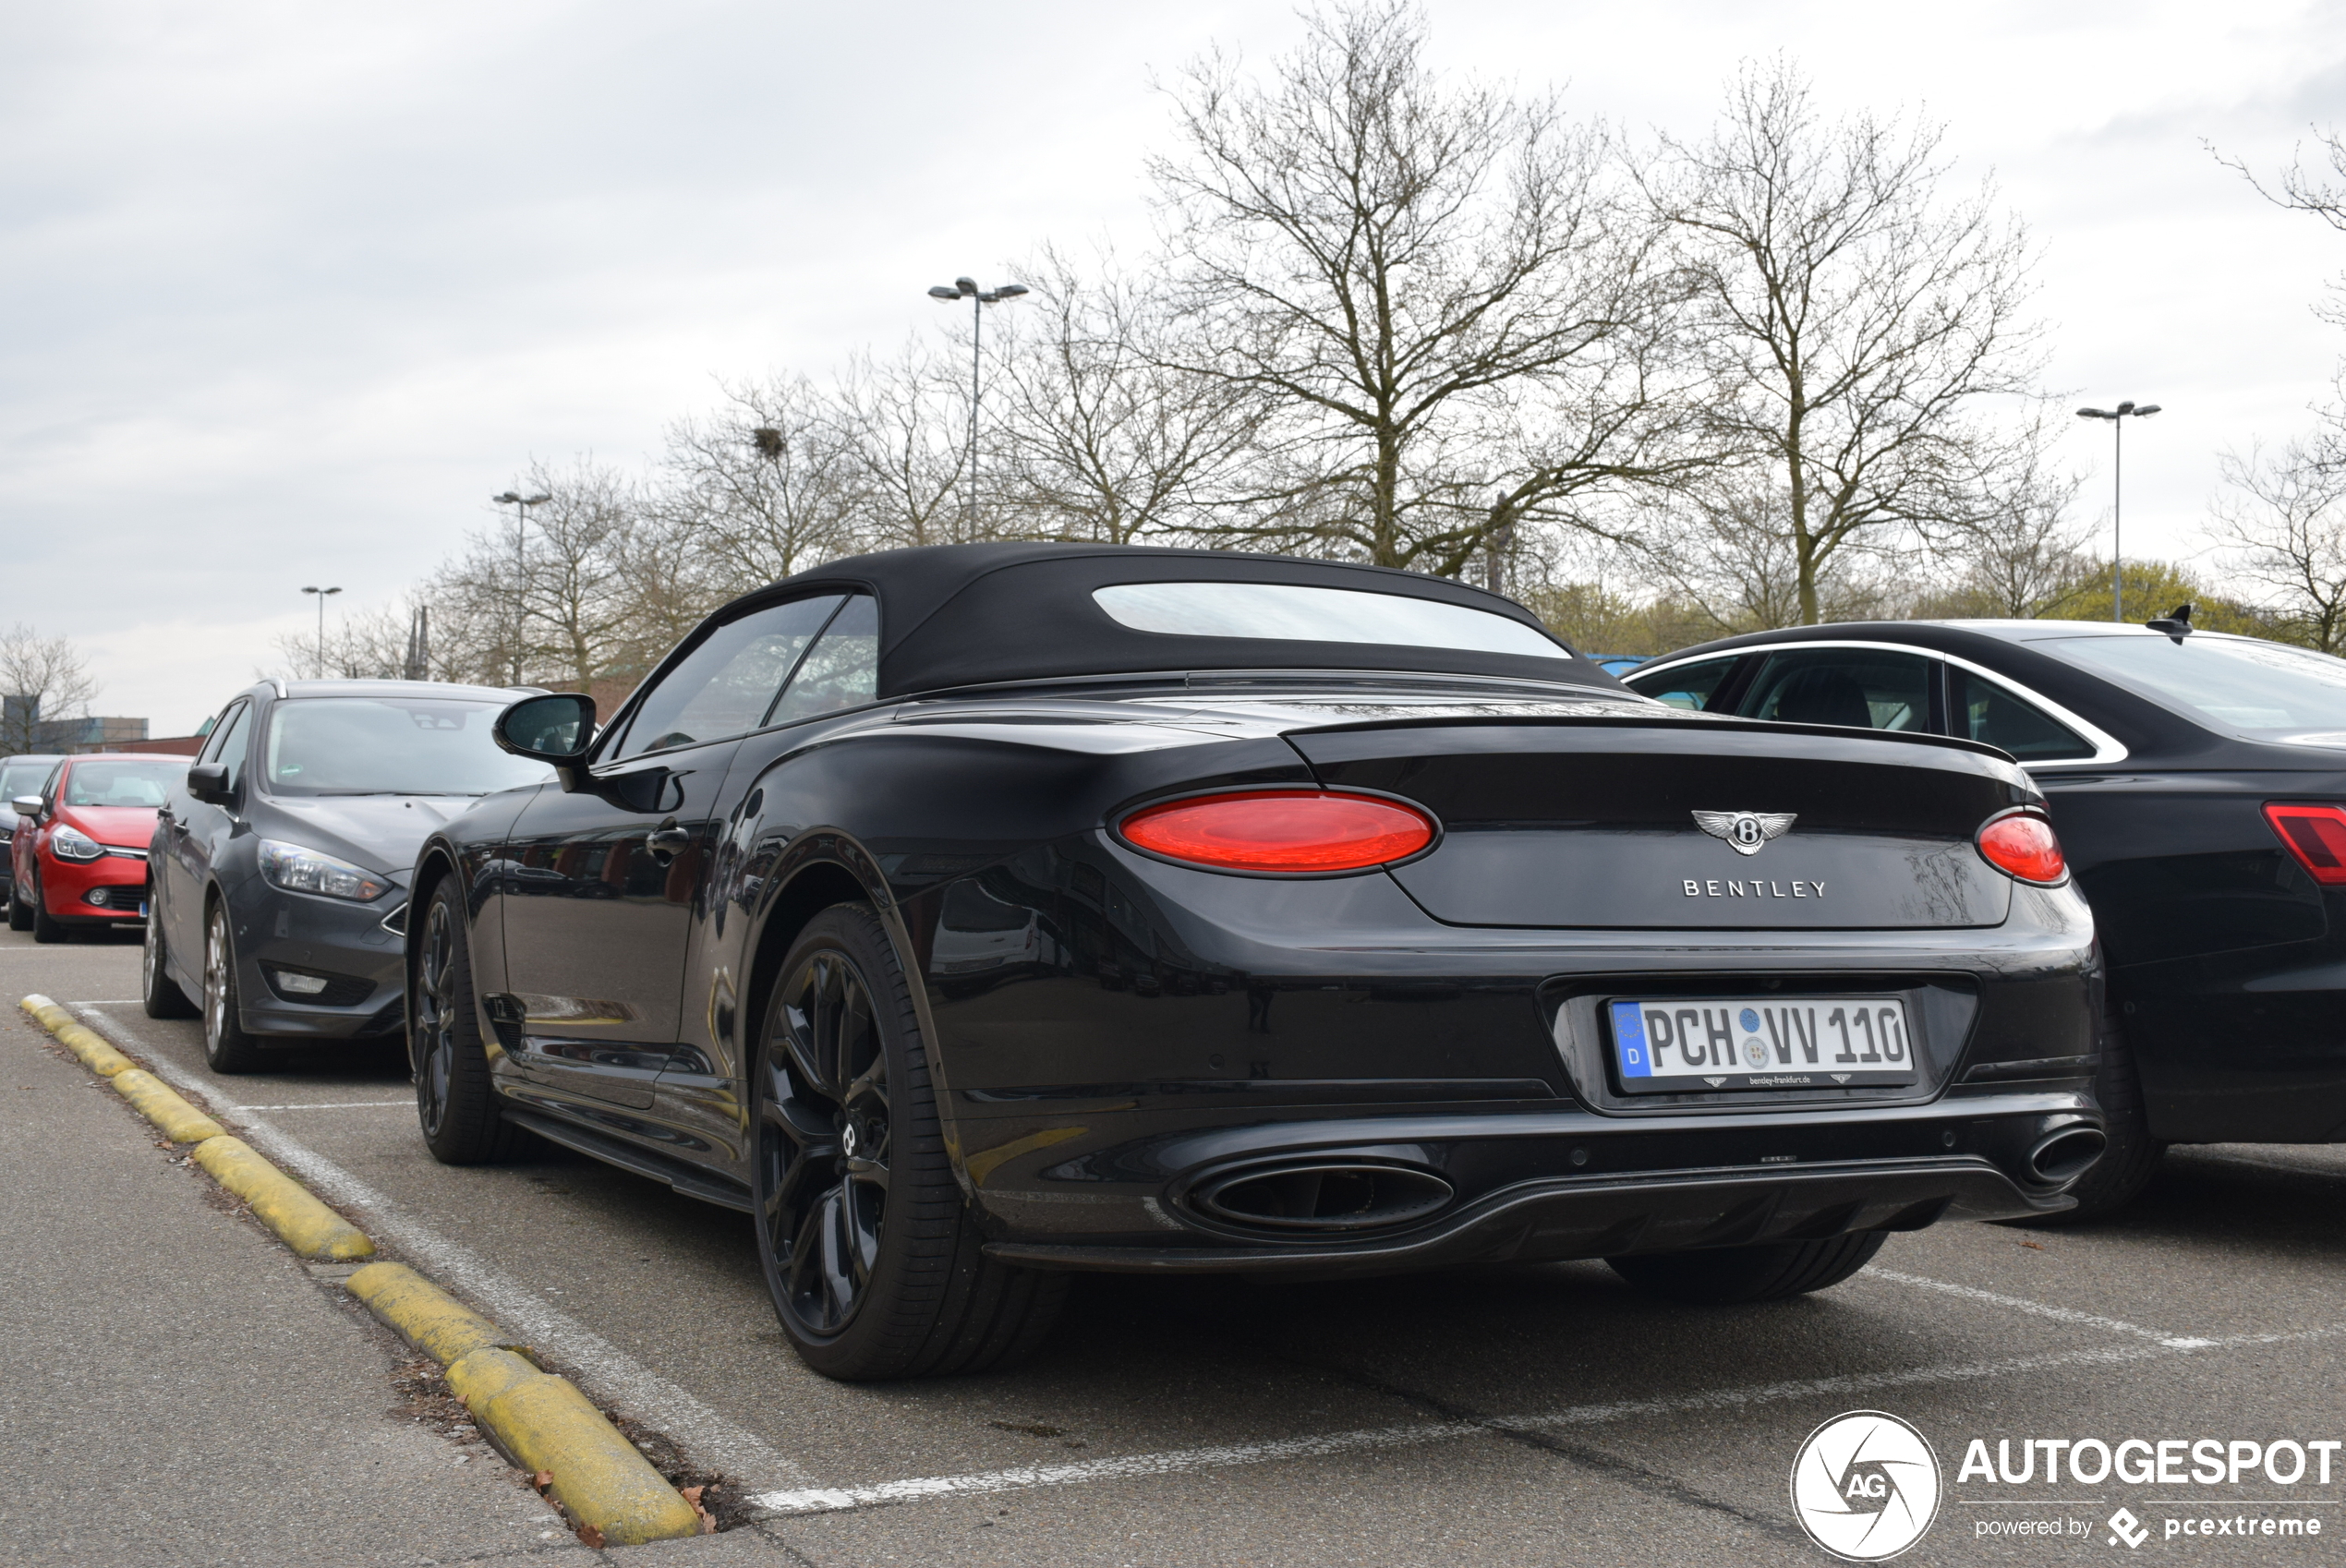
[
  {"xmin": 2009, "ymin": 995, "xmax": 2163, "ymax": 1226},
  {"xmin": 412, "ymin": 878, "xmax": 520, "ymax": 1164},
  {"xmin": 1607, "ymin": 1232, "xmax": 1890, "ymax": 1305},
  {"xmin": 6, "ymin": 879, "xmax": 30, "ymax": 932},
  {"xmin": 753, "ymin": 902, "xmax": 1067, "ymax": 1381},
  {"xmin": 200, "ymin": 899, "xmax": 269, "ymax": 1074},
  {"xmin": 142, "ymin": 912, "xmax": 199, "ymax": 1019},
  {"xmin": 30, "ymin": 871, "xmax": 67, "ymax": 945}
]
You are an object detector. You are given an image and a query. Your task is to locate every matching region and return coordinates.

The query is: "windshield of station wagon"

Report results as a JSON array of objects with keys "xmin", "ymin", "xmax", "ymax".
[
  {"xmin": 264, "ymin": 698, "xmax": 555, "ymax": 795},
  {"xmin": 2049, "ymin": 633, "xmax": 2346, "ymax": 743},
  {"xmin": 1093, "ymin": 582, "xmax": 1571, "ymax": 660}
]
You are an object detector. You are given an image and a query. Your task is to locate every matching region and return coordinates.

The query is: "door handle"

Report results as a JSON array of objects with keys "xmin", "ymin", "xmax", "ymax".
[{"xmin": 646, "ymin": 826, "xmax": 692, "ymax": 862}]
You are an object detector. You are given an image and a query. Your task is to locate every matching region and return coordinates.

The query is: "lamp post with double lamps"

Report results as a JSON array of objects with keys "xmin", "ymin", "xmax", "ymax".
[
  {"xmin": 2074, "ymin": 401, "xmax": 2161, "ymax": 621},
  {"xmin": 926, "ymin": 277, "xmax": 1028, "ymax": 533},
  {"xmin": 299, "ymin": 585, "xmax": 342, "ymax": 679},
  {"xmin": 492, "ymin": 488, "xmax": 552, "ymax": 684}
]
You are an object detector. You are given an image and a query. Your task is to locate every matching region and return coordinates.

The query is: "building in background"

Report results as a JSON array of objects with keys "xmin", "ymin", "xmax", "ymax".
[{"xmin": 0, "ymin": 696, "xmax": 173, "ymax": 755}]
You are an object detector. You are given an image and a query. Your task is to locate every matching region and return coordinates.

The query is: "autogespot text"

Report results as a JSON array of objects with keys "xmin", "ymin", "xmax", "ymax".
[{"xmin": 1957, "ymin": 1436, "xmax": 2342, "ymax": 1487}]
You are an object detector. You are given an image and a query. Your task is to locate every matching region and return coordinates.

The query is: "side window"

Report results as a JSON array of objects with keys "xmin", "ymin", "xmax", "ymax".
[
  {"xmin": 198, "ymin": 703, "xmax": 248, "ymax": 766},
  {"xmin": 1625, "ymin": 656, "xmax": 1741, "ymax": 711},
  {"xmin": 611, "ymin": 595, "xmax": 845, "ymax": 760},
  {"xmin": 210, "ymin": 703, "xmax": 254, "ymax": 793},
  {"xmin": 1949, "ymin": 668, "xmax": 2094, "ymax": 761},
  {"xmin": 767, "ymin": 596, "xmax": 880, "ymax": 726},
  {"xmin": 1739, "ymin": 649, "xmax": 1934, "ymax": 732}
]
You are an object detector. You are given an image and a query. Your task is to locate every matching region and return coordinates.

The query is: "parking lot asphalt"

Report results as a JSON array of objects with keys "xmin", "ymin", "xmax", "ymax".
[
  {"xmin": 7, "ymin": 924, "xmax": 2344, "ymax": 1566},
  {"xmin": 0, "ymin": 930, "xmax": 592, "ymax": 1568}
]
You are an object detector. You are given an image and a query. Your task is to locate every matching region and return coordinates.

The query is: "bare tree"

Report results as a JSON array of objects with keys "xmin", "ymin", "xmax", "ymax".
[
  {"xmin": 1642, "ymin": 58, "xmax": 2045, "ymax": 623},
  {"xmin": 0, "ymin": 626, "xmax": 101, "ymax": 754},
  {"xmin": 838, "ymin": 342, "xmax": 974, "ymax": 548},
  {"xmin": 2212, "ymin": 128, "xmax": 2346, "ymax": 327},
  {"xmin": 655, "ymin": 375, "xmax": 866, "ymax": 589},
  {"xmin": 417, "ymin": 460, "xmax": 643, "ymax": 692},
  {"xmin": 2212, "ymin": 435, "xmax": 2346, "ymax": 654},
  {"xmin": 1930, "ymin": 407, "xmax": 2096, "ymax": 617},
  {"xmin": 1636, "ymin": 482, "xmax": 1904, "ymax": 633},
  {"xmin": 1149, "ymin": 2, "xmax": 1694, "ymax": 573},
  {"xmin": 512, "ymin": 461, "xmax": 638, "ymax": 691},
  {"xmin": 993, "ymin": 249, "xmax": 1262, "ymax": 544}
]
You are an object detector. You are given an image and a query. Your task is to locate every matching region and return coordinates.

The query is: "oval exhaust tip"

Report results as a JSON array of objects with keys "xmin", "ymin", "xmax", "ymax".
[
  {"xmin": 1191, "ymin": 1162, "xmax": 1454, "ymax": 1232},
  {"xmin": 2029, "ymin": 1127, "xmax": 2107, "ymax": 1186}
]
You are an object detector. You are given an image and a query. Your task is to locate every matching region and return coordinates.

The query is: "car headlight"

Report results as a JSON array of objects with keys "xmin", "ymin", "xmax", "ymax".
[
  {"xmin": 258, "ymin": 838, "xmax": 392, "ymax": 902},
  {"xmin": 48, "ymin": 826, "xmax": 104, "ymax": 862}
]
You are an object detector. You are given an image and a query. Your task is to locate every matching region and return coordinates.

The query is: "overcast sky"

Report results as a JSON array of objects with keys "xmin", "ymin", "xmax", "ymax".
[{"xmin": 4, "ymin": 1, "xmax": 2344, "ymax": 732}]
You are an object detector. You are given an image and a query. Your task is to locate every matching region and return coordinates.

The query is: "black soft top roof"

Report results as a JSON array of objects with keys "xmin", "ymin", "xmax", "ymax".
[{"xmin": 747, "ymin": 541, "xmax": 1617, "ymax": 697}]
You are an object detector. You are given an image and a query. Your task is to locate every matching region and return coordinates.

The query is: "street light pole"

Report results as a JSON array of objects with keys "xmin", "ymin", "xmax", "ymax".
[
  {"xmin": 299, "ymin": 585, "xmax": 343, "ymax": 679},
  {"xmin": 926, "ymin": 277, "xmax": 1029, "ymax": 535},
  {"xmin": 2074, "ymin": 402, "xmax": 2162, "ymax": 622},
  {"xmin": 491, "ymin": 489, "xmax": 552, "ymax": 683}
]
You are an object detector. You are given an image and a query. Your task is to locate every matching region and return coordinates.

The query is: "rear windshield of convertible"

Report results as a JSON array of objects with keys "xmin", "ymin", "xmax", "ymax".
[{"xmin": 1092, "ymin": 582, "xmax": 1569, "ymax": 660}]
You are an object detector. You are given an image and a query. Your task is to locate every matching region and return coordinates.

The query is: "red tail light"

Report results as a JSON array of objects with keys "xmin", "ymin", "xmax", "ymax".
[
  {"xmin": 1119, "ymin": 790, "xmax": 1437, "ymax": 874},
  {"xmin": 2264, "ymin": 802, "xmax": 2346, "ymax": 886},
  {"xmin": 1976, "ymin": 811, "xmax": 2067, "ymax": 886}
]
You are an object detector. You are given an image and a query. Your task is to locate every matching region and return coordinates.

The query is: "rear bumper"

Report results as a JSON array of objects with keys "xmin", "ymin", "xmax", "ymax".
[
  {"xmin": 988, "ymin": 1153, "xmax": 2058, "ymax": 1277},
  {"xmin": 968, "ymin": 1090, "xmax": 2098, "ymax": 1277}
]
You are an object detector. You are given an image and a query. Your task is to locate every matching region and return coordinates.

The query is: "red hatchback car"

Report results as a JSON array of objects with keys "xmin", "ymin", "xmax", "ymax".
[{"xmin": 8, "ymin": 754, "xmax": 186, "ymax": 943}]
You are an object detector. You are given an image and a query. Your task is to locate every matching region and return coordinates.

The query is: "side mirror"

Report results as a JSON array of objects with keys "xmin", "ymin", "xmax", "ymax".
[
  {"xmin": 9, "ymin": 795, "xmax": 41, "ymax": 817},
  {"xmin": 187, "ymin": 764, "xmax": 234, "ymax": 806},
  {"xmin": 494, "ymin": 693, "xmax": 597, "ymax": 766}
]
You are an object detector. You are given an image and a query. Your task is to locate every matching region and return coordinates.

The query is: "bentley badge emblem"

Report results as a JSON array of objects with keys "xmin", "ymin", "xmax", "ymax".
[{"xmin": 1693, "ymin": 810, "xmax": 1796, "ymax": 856}]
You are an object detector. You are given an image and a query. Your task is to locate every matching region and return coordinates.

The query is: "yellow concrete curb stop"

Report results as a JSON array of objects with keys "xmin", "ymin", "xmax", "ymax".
[
  {"xmin": 22, "ymin": 994, "xmax": 134, "ymax": 1076},
  {"xmin": 190, "ymin": 1136, "xmax": 375, "ymax": 1260},
  {"xmin": 350, "ymin": 1261, "xmax": 703, "ymax": 1545},
  {"xmin": 109, "ymin": 1067, "xmax": 226, "ymax": 1144}
]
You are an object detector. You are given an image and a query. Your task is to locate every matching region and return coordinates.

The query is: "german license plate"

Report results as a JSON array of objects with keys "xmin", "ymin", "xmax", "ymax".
[{"xmin": 1607, "ymin": 997, "xmax": 1917, "ymax": 1092}]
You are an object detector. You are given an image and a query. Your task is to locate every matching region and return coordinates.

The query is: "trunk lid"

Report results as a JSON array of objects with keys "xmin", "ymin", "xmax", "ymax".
[{"xmin": 1287, "ymin": 716, "xmax": 2033, "ymax": 929}]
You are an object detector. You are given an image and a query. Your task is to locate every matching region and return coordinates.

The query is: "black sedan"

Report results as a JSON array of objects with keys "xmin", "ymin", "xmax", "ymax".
[
  {"xmin": 409, "ymin": 543, "xmax": 2102, "ymax": 1381},
  {"xmin": 144, "ymin": 678, "xmax": 551, "ymax": 1071},
  {"xmin": 1624, "ymin": 614, "xmax": 2346, "ymax": 1219}
]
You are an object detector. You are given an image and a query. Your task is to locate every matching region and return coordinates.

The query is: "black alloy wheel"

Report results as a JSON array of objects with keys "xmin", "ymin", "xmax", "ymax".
[
  {"xmin": 201, "ymin": 899, "xmax": 267, "ymax": 1073},
  {"xmin": 412, "ymin": 880, "xmax": 518, "ymax": 1164},
  {"xmin": 752, "ymin": 902, "xmax": 1066, "ymax": 1381},
  {"xmin": 6, "ymin": 877, "xmax": 30, "ymax": 932},
  {"xmin": 764, "ymin": 943, "xmax": 891, "ymax": 1339},
  {"xmin": 141, "ymin": 909, "xmax": 198, "ymax": 1019}
]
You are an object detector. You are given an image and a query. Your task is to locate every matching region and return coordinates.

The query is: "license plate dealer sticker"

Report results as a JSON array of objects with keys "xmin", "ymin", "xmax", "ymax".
[{"xmin": 1607, "ymin": 997, "xmax": 1917, "ymax": 1092}]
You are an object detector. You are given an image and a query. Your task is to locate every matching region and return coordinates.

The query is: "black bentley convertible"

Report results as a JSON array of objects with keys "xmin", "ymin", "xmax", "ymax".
[{"xmin": 407, "ymin": 544, "xmax": 2102, "ymax": 1380}]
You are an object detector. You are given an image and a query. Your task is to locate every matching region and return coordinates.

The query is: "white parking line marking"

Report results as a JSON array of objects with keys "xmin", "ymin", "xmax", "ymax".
[
  {"xmin": 1865, "ymin": 1267, "xmax": 2216, "ymax": 1348},
  {"xmin": 74, "ymin": 1002, "xmax": 816, "ymax": 1493},
  {"xmin": 233, "ymin": 1101, "xmax": 415, "ymax": 1111},
  {"xmin": 751, "ymin": 1327, "xmax": 2339, "ymax": 1516}
]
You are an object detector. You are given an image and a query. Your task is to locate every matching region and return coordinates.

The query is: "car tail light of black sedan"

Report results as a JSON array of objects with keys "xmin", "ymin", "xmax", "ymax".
[{"xmin": 405, "ymin": 543, "xmax": 2102, "ymax": 1381}]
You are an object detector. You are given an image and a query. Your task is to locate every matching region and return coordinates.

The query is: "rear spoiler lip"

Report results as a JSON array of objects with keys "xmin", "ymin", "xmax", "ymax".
[{"xmin": 1276, "ymin": 708, "xmax": 2019, "ymax": 766}]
